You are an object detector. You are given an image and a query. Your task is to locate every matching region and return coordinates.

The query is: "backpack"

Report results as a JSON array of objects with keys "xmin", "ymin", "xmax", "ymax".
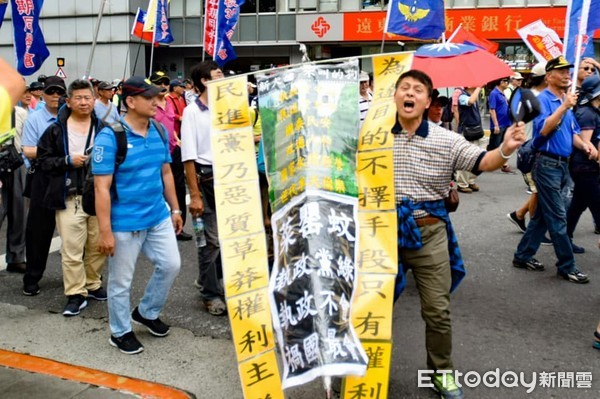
[
  {"xmin": 516, "ymin": 139, "xmax": 537, "ymax": 174},
  {"xmin": 81, "ymin": 120, "xmax": 167, "ymax": 216}
]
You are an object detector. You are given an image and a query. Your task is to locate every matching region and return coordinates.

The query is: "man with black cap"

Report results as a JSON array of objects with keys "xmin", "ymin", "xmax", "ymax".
[
  {"xmin": 513, "ymin": 55, "xmax": 591, "ymax": 284},
  {"xmin": 94, "ymin": 81, "xmax": 119, "ymax": 124},
  {"xmin": 21, "ymin": 75, "xmax": 67, "ymax": 293},
  {"xmin": 28, "ymin": 81, "xmax": 44, "ymax": 111},
  {"xmin": 93, "ymin": 76, "xmax": 182, "ymax": 354}
]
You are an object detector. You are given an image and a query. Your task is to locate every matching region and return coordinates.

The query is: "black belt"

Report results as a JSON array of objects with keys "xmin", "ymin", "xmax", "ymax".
[{"xmin": 539, "ymin": 152, "xmax": 569, "ymax": 163}]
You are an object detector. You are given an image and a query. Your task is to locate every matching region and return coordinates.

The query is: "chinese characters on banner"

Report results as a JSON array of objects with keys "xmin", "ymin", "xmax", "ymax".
[
  {"xmin": 258, "ymin": 61, "xmax": 368, "ymax": 389},
  {"xmin": 517, "ymin": 20, "xmax": 563, "ymax": 62},
  {"xmin": 204, "ymin": 0, "xmax": 246, "ymax": 65},
  {"xmin": 10, "ymin": 0, "xmax": 49, "ymax": 75},
  {"xmin": 208, "ymin": 75, "xmax": 284, "ymax": 399},
  {"xmin": 343, "ymin": 52, "xmax": 413, "ymax": 399}
]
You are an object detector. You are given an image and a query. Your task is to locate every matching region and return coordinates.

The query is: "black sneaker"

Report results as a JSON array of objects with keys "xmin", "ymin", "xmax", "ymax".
[
  {"xmin": 131, "ymin": 306, "xmax": 170, "ymax": 337},
  {"xmin": 87, "ymin": 286, "xmax": 107, "ymax": 301},
  {"xmin": 109, "ymin": 331, "xmax": 144, "ymax": 355},
  {"xmin": 62, "ymin": 295, "xmax": 87, "ymax": 317},
  {"xmin": 557, "ymin": 269, "xmax": 590, "ymax": 284},
  {"xmin": 22, "ymin": 283, "xmax": 40, "ymax": 296},
  {"xmin": 507, "ymin": 212, "xmax": 527, "ymax": 233},
  {"xmin": 513, "ymin": 258, "xmax": 545, "ymax": 271}
]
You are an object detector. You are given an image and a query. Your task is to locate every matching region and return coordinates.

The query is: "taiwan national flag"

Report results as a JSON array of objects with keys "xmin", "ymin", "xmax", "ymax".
[
  {"xmin": 384, "ymin": 0, "xmax": 445, "ymax": 40},
  {"xmin": 131, "ymin": 8, "xmax": 154, "ymax": 42},
  {"xmin": 449, "ymin": 25, "xmax": 499, "ymax": 54}
]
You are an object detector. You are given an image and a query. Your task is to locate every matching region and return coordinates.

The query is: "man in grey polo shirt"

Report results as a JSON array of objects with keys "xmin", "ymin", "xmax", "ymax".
[{"xmin": 392, "ymin": 70, "xmax": 526, "ymax": 399}]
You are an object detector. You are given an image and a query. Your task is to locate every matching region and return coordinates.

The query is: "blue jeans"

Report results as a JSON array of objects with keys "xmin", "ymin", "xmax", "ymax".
[
  {"xmin": 514, "ymin": 154, "xmax": 575, "ymax": 273},
  {"xmin": 108, "ymin": 217, "xmax": 181, "ymax": 337}
]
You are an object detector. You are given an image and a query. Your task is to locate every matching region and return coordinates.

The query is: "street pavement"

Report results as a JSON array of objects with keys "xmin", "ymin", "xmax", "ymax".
[{"xmin": 1, "ymin": 155, "xmax": 600, "ymax": 398}]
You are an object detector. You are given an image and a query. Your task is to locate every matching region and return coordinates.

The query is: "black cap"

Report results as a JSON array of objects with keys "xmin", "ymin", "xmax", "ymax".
[
  {"xmin": 28, "ymin": 81, "xmax": 44, "ymax": 91},
  {"xmin": 97, "ymin": 81, "xmax": 115, "ymax": 91},
  {"xmin": 545, "ymin": 56, "xmax": 574, "ymax": 72},
  {"xmin": 43, "ymin": 76, "xmax": 66, "ymax": 93},
  {"xmin": 121, "ymin": 76, "xmax": 161, "ymax": 100},
  {"xmin": 433, "ymin": 95, "xmax": 449, "ymax": 107},
  {"xmin": 169, "ymin": 79, "xmax": 185, "ymax": 90},
  {"xmin": 149, "ymin": 71, "xmax": 170, "ymax": 85}
]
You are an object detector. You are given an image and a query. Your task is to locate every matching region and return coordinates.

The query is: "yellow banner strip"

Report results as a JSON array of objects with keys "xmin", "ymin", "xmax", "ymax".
[
  {"xmin": 345, "ymin": 53, "xmax": 413, "ymax": 399},
  {"xmin": 209, "ymin": 76, "xmax": 283, "ymax": 399}
]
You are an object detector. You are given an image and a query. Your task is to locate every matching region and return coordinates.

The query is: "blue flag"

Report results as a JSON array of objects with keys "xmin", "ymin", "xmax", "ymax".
[
  {"xmin": 0, "ymin": 2, "xmax": 8, "ymax": 31},
  {"xmin": 384, "ymin": 0, "xmax": 445, "ymax": 40},
  {"xmin": 213, "ymin": 0, "xmax": 245, "ymax": 67},
  {"xmin": 564, "ymin": 0, "xmax": 600, "ymax": 63},
  {"xmin": 11, "ymin": 0, "xmax": 49, "ymax": 76},
  {"xmin": 154, "ymin": 0, "xmax": 174, "ymax": 44}
]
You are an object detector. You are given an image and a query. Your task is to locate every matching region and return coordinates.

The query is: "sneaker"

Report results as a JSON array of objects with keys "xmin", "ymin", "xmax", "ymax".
[
  {"xmin": 109, "ymin": 331, "xmax": 144, "ymax": 355},
  {"xmin": 571, "ymin": 242, "xmax": 585, "ymax": 254},
  {"xmin": 512, "ymin": 258, "xmax": 545, "ymax": 272},
  {"xmin": 557, "ymin": 269, "xmax": 590, "ymax": 284},
  {"xmin": 87, "ymin": 286, "xmax": 107, "ymax": 301},
  {"xmin": 507, "ymin": 212, "xmax": 527, "ymax": 233},
  {"xmin": 432, "ymin": 373, "xmax": 464, "ymax": 399},
  {"xmin": 22, "ymin": 283, "xmax": 40, "ymax": 296},
  {"xmin": 131, "ymin": 306, "xmax": 170, "ymax": 337},
  {"xmin": 595, "ymin": 226, "xmax": 600, "ymax": 235},
  {"xmin": 541, "ymin": 235, "xmax": 552, "ymax": 246},
  {"xmin": 468, "ymin": 183, "xmax": 480, "ymax": 192},
  {"xmin": 457, "ymin": 186, "xmax": 472, "ymax": 193},
  {"xmin": 62, "ymin": 295, "xmax": 87, "ymax": 317}
]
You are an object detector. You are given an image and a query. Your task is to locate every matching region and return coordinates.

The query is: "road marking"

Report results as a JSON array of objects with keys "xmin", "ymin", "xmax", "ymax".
[{"xmin": 0, "ymin": 349, "xmax": 192, "ymax": 399}]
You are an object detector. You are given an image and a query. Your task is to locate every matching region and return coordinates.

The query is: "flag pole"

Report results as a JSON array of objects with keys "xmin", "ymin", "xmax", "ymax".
[
  {"xmin": 149, "ymin": 30, "xmax": 156, "ymax": 76},
  {"xmin": 570, "ymin": 0, "xmax": 591, "ymax": 94},
  {"xmin": 132, "ymin": 37, "xmax": 144, "ymax": 75},
  {"xmin": 84, "ymin": 0, "xmax": 109, "ymax": 79},
  {"xmin": 446, "ymin": 24, "xmax": 462, "ymax": 43},
  {"xmin": 122, "ymin": 45, "xmax": 131, "ymax": 80}
]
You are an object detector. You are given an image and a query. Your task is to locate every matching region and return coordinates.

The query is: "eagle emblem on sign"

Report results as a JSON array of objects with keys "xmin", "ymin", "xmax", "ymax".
[{"xmin": 398, "ymin": 1, "xmax": 430, "ymax": 22}]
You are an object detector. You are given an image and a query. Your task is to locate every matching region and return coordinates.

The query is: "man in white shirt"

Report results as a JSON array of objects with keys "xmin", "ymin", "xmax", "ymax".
[{"xmin": 180, "ymin": 61, "xmax": 227, "ymax": 317}]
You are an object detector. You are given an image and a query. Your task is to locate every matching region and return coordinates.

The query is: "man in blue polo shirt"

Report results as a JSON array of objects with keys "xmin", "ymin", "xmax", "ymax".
[
  {"xmin": 513, "ymin": 56, "xmax": 590, "ymax": 284},
  {"xmin": 93, "ymin": 77, "xmax": 183, "ymax": 354},
  {"xmin": 488, "ymin": 77, "xmax": 512, "ymax": 172}
]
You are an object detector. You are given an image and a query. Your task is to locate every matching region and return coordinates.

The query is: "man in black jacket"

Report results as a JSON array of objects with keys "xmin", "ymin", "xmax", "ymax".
[{"xmin": 37, "ymin": 79, "xmax": 107, "ymax": 316}]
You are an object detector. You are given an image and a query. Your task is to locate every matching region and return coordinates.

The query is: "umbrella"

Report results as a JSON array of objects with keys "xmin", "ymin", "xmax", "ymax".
[{"xmin": 411, "ymin": 43, "xmax": 515, "ymax": 89}]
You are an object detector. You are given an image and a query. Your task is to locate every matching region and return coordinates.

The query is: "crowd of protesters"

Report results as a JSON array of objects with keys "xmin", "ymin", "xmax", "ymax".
[{"xmin": 1, "ymin": 55, "xmax": 600, "ymax": 399}]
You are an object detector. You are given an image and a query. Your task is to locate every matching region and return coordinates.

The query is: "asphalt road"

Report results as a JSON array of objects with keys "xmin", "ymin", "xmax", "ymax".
[{"xmin": 1, "ymin": 156, "xmax": 600, "ymax": 398}]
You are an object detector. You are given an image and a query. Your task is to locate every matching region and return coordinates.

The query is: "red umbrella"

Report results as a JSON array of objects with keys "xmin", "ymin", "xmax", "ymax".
[{"xmin": 411, "ymin": 43, "xmax": 515, "ymax": 88}]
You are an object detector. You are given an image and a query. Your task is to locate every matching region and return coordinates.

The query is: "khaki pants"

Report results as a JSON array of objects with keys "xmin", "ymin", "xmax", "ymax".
[
  {"xmin": 400, "ymin": 221, "xmax": 453, "ymax": 370},
  {"xmin": 456, "ymin": 137, "xmax": 485, "ymax": 189},
  {"xmin": 55, "ymin": 196, "xmax": 106, "ymax": 296}
]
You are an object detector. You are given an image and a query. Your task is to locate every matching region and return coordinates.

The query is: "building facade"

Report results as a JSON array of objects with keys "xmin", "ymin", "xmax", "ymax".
[{"xmin": 0, "ymin": 0, "xmax": 596, "ymax": 83}]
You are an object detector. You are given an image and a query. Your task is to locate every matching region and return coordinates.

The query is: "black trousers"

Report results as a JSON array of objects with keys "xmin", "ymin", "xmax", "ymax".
[
  {"xmin": 23, "ymin": 203, "xmax": 55, "ymax": 286},
  {"xmin": 0, "ymin": 166, "xmax": 27, "ymax": 264},
  {"xmin": 170, "ymin": 146, "xmax": 187, "ymax": 227}
]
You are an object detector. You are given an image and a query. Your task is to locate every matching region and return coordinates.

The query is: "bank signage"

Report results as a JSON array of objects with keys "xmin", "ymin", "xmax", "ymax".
[{"xmin": 296, "ymin": 13, "xmax": 343, "ymax": 41}]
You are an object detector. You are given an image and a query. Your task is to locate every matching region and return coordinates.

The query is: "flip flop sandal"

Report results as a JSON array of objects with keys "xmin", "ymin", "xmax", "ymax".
[{"xmin": 204, "ymin": 298, "xmax": 227, "ymax": 316}]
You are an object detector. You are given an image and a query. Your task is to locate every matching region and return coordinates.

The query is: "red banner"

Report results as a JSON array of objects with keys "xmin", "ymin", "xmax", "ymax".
[
  {"xmin": 343, "ymin": 7, "xmax": 600, "ymax": 41},
  {"xmin": 204, "ymin": 0, "xmax": 219, "ymax": 56}
]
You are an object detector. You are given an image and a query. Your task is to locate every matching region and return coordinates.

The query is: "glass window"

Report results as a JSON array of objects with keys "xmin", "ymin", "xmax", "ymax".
[
  {"xmin": 186, "ymin": 0, "xmax": 202, "ymax": 16},
  {"xmin": 452, "ymin": 0, "xmax": 477, "ymax": 8},
  {"xmin": 170, "ymin": 18, "xmax": 184, "ymax": 45},
  {"xmin": 259, "ymin": 15, "xmax": 277, "ymax": 40},
  {"xmin": 185, "ymin": 18, "xmax": 202, "ymax": 43},
  {"xmin": 239, "ymin": 15, "xmax": 258, "ymax": 41},
  {"xmin": 362, "ymin": 0, "xmax": 388, "ymax": 9},
  {"xmin": 170, "ymin": 0, "xmax": 184, "ymax": 17},
  {"xmin": 502, "ymin": 0, "xmax": 526, "ymax": 5},
  {"xmin": 478, "ymin": 0, "xmax": 501, "ymax": 6},
  {"xmin": 279, "ymin": 14, "xmax": 296, "ymax": 40}
]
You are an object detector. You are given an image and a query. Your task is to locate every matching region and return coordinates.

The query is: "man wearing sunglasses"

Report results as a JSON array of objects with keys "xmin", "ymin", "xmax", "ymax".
[
  {"xmin": 577, "ymin": 58, "xmax": 600, "ymax": 88},
  {"xmin": 21, "ymin": 76, "xmax": 67, "ymax": 295}
]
